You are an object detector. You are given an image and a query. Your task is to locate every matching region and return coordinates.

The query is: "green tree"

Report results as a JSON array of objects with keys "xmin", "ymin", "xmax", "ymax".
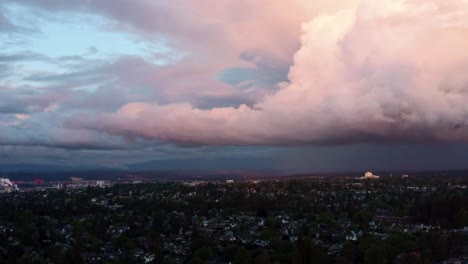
[
  {"xmin": 364, "ymin": 245, "xmax": 389, "ymax": 264},
  {"xmin": 254, "ymin": 250, "xmax": 271, "ymax": 264},
  {"xmin": 193, "ymin": 246, "xmax": 213, "ymax": 260},
  {"xmin": 235, "ymin": 247, "xmax": 251, "ymax": 264}
]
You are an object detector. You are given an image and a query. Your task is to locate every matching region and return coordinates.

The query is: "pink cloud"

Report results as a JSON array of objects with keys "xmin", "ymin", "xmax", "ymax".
[{"xmin": 71, "ymin": 0, "xmax": 468, "ymax": 145}]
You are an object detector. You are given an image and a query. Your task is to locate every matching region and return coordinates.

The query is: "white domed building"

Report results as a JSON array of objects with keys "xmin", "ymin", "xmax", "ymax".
[{"xmin": 363, "ymin": 172, "xmax": 379, "ymax": 179}]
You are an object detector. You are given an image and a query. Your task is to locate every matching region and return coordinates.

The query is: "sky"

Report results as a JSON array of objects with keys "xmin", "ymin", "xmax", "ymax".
[{"xmin": 1, "ymin": 0, "xmax": 468, "ymax": 172}]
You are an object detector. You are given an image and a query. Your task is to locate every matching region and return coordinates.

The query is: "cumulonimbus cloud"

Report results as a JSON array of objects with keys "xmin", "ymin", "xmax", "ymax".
[{"xmin": 72, "ymin": 0, "xmax": 468, "ymax": 145}]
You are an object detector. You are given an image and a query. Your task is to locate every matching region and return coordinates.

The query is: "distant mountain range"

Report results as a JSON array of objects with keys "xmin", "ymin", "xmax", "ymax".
[
  {"xmin": 0, "ymin": 157, "xmax": 279, "ymax": 173},
  {"xmin": 1, "ymin": 160, "xmax": 468, "ymax": 179},
  {"xmin": 126, "ymin": 157, "xmax": 279, "ymax": 171},
  {"xmin": 0, "ymin": 163, "xmax": 104, "ymax": 173}
]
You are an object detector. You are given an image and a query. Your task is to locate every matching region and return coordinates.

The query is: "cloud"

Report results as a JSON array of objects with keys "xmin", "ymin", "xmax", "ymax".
[
  {"xmin": 5, "ymin": 0, "xmax": 355, "ymax": 76},
  {"xmin": 74, "ymin": 0, "xmax": 468, "ymax": 145},
  {"xmin": 0, "ymin": 51, "xmax": 47, "ymax": 62},
  {"xmin": 0, "ymin": 87, "xmax": 58, "ymax": 114},
  {"xmin": 0, "ymin": 11, "xmax": 17, "ymax": 32},
  {"xmin": 0, "ymin": 0, "xmax": 317, "ymax": 152}
]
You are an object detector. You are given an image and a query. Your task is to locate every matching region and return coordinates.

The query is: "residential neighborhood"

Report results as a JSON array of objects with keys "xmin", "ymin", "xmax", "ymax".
[{"xmin": 0, "ymin": 175, "xmax": 467, "ymax": 263}]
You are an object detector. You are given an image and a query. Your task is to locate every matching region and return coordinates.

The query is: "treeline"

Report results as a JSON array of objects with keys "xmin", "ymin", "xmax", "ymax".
[{"xmin": 412, "ymin": 194, "xmax": 468, "ymax": 228}]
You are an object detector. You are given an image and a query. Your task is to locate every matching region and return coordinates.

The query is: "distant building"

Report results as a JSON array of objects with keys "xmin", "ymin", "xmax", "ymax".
[
  {"xmin": 360, "ymin": 172, "xmax": 380, "ymax": 179},
  {"xmin": 402, "ymin": 174, "xmax": 409, "ymax": 178},
  {"xmin": 70, "ymin": 176, "xmax": 84, "ymax": 181},
  {"xmin": 375, "ymin": 215, "xmax": 411, "ymax": 224},
  {"xmin": 0, "ymin": 178, "xmax": 19, "ymax": 193},
  {"xmin": 226, "ymin": 179, "xmax": 234, "ymax": 184},
  {"xmin": 96, "ymin": 181, "xmax": 111, "ymax": 188}
]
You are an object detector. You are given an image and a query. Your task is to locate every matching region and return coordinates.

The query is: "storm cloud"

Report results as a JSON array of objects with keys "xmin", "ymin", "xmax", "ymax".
[
  {"xmin": 73, "ymin": 0, "xmax": 468, "ymax": 145},
  {"xmin": 2, "ymin": 0, "xmax": 468, "ymax": 169}
]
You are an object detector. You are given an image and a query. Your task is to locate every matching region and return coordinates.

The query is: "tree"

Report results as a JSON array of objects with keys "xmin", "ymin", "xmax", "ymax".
[
  {"xmin": 112, "ymin": 235, "xmax": 136, "ymax": 253},
  {"xmin": 364, "ymin": 245, "xmax": 389, "ymax": 264},
  {"xmin": 455, "ymin": 209, "xmax": 468, "ymax": 227},
  {"xmin": 191, "ymin": 224, "xmax": 203, "ymax": 251},
  {"xmin": 193, "ymin": 246, "xmax": 213, "ymax": 260},
  {"xmin": 254, "ymin": 250, "xmax": 271, "ymax": 264},
  {"xmin": 235, "ymin": 247, "xmax": 250, "ymax": 264},
  {"xmin": 296, "ymin": 224, "xmax": 312, "ymax": 264},
  {"xmin": 150, "ymin": 231, "xmax": 164, "ymax": 263},
  {"xmin": 223, "ymin": 245, "xmax": 241, "ymax": 261}
]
